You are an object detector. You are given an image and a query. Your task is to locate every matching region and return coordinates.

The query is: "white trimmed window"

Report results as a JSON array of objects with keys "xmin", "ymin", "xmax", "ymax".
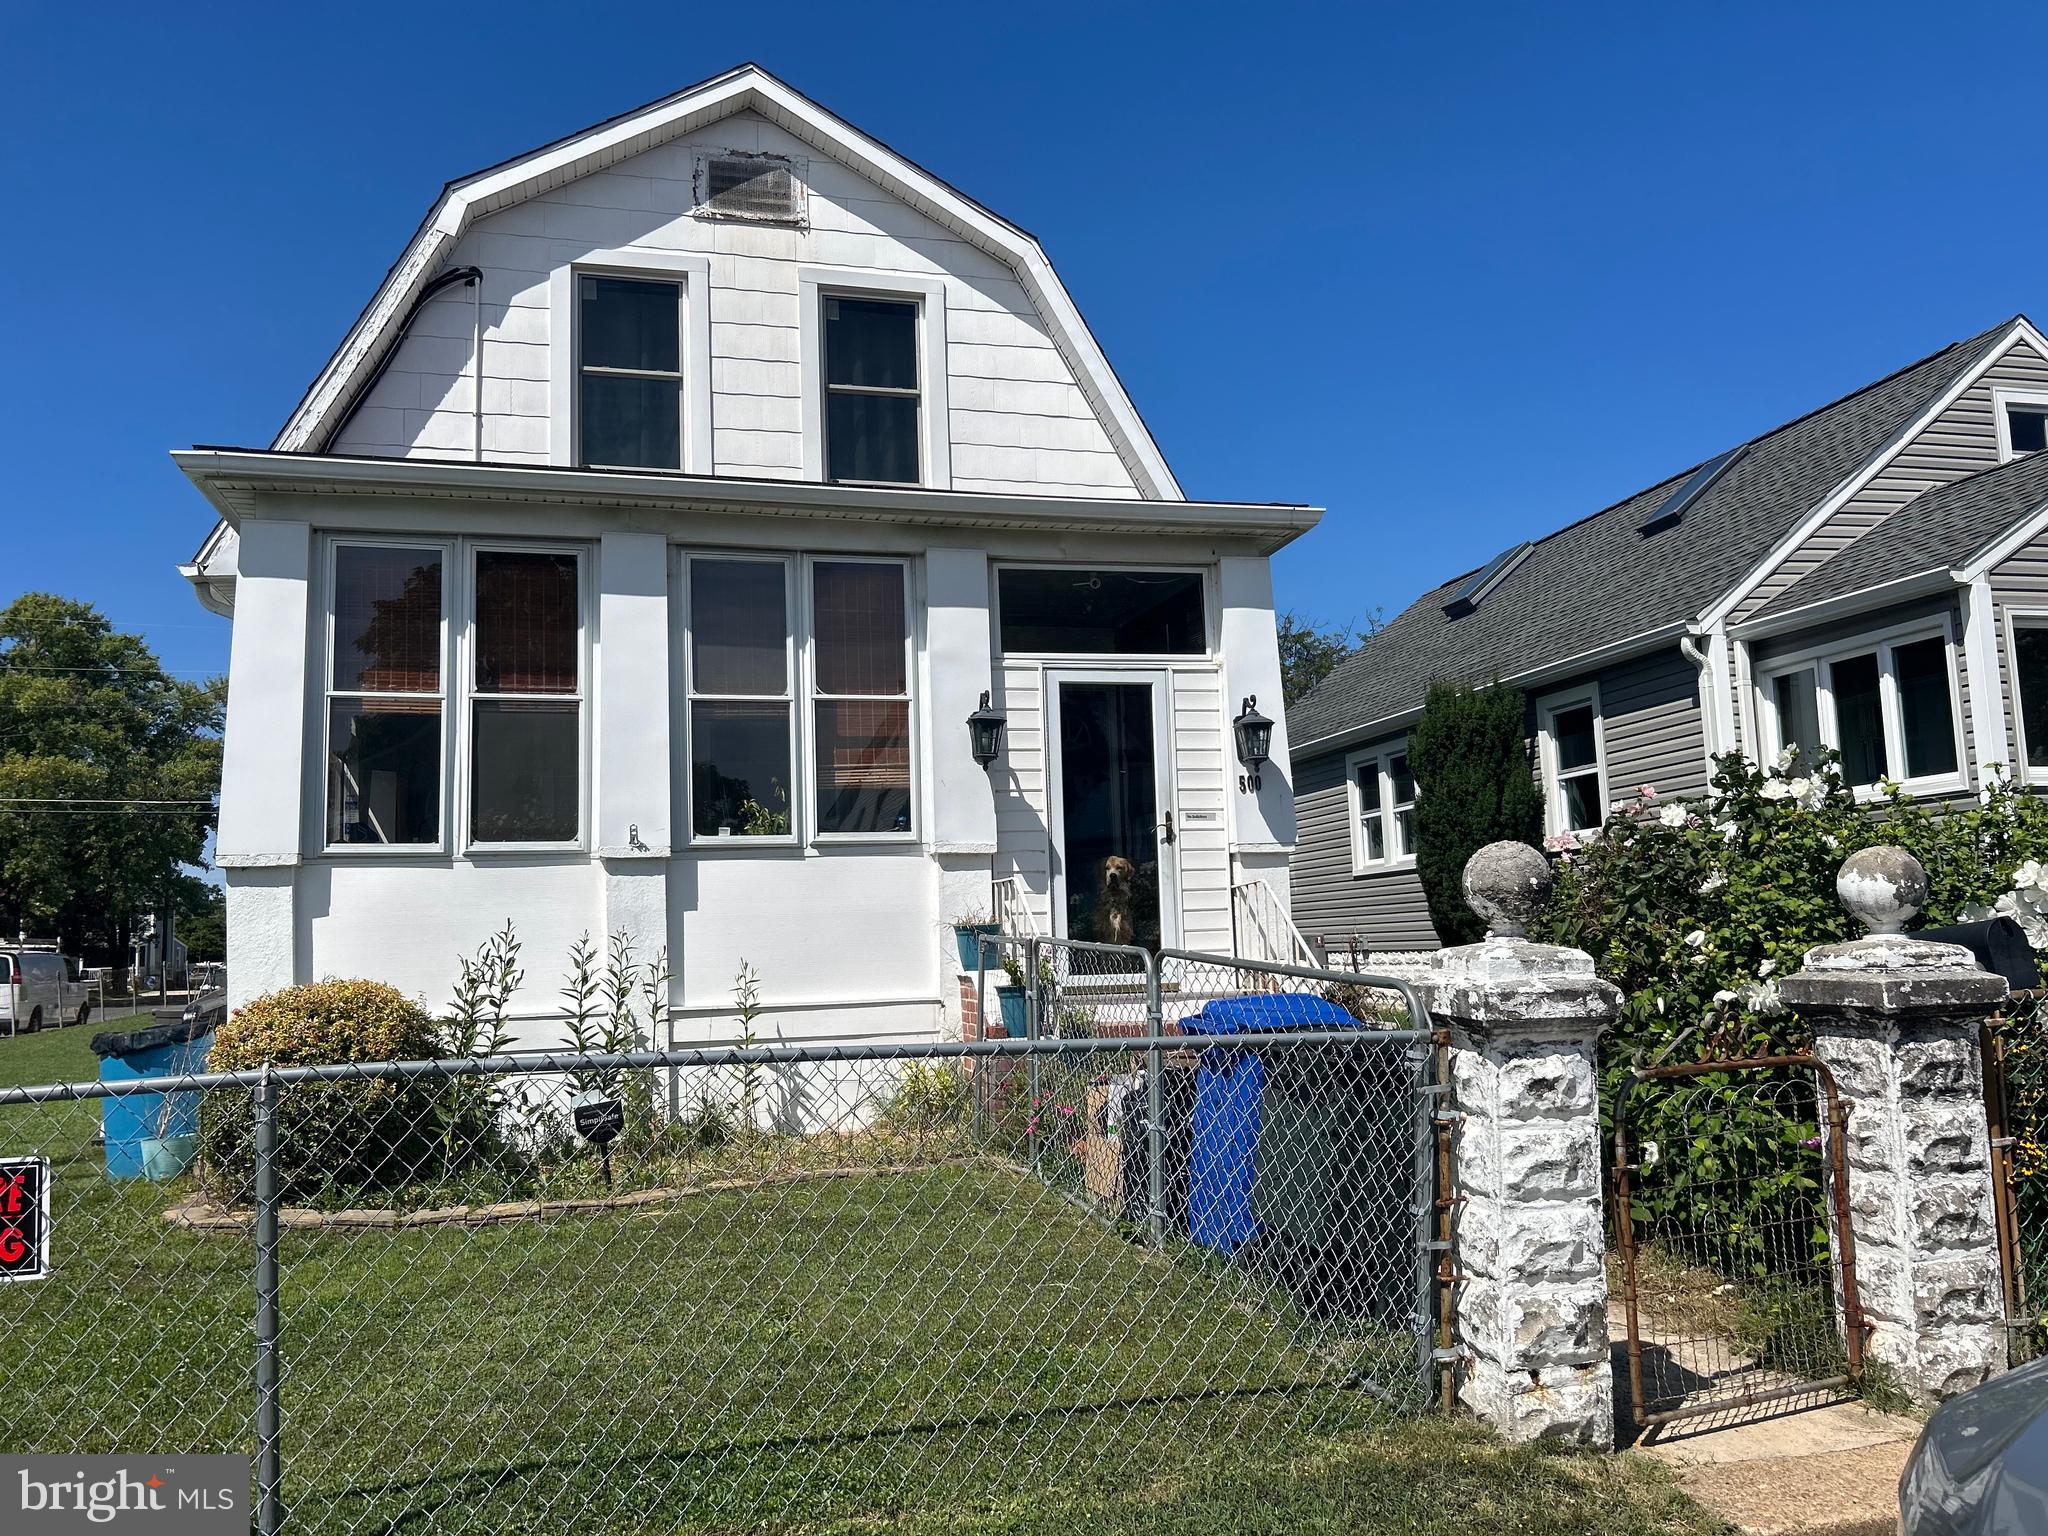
[
  {"xmin": 798, "ymin": 269, "xmax": 950, "ymax": 490},
  {"xmin": 467, "ymin": 547, "xmax": 586, "ymax": 847},
  {"xmin": 576, "ymin": 275, "xmax": 685, "ymax": 469},
  {"xmin": 1997, "ymin": 388, "xmax": 2048, "ymax": 463},
  {"xmin": 2010, "ymin": 613, "xmax": 2048, "ymax": 784},
  {"xmin": 1537, "ymin": 686, "xmax": 1608, "ymax": 836},
  {"xmin": 684, "ymin": 552, "xmax": 916, "ymax": 845},
  {"xmin": 324, "ymin": 541, "xmax": 447, "ymax": 847},
  {"xmin": 1346, "ymin": 743, "xmax": 1416, "ymax": 872},
  {"xmin": 1755, "ymin": 619, "xmax": 1965, "ymax": 793}
]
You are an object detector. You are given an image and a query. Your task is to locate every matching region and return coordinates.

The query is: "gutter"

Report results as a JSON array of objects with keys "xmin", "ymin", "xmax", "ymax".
[
  {"xmin": 170, "ymin": 448, "xmax": 1322, "ymax": 554},
  {"xmin": 1289, "ymin": 620, "xmax": 1690, "ymax": 759}
]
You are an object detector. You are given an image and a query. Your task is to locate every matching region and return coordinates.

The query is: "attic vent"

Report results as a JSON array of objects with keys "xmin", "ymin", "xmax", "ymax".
[
  {"xmin": 1443, "ymin": 541, "xmax": 1533, "ymax": 616},
  {"xmin": 696, "ymin": 152, "xmax": 805, "ymax": 223},
  {"xmin": 1640, "ymin": 443, "xmax": 1747, "ymax": 534}
]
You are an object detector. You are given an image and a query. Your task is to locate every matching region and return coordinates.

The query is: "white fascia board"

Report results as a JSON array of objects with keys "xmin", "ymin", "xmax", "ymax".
[
  {"xmin": 1958, "ymin": 492, "xmax": 2048, "ymax": 579},
  {"xmin": 1698, "ymin": 320, "xmax": 2029, "ymax": 629},
  {"xmin": 1726, "ymin": 566, "xmax": 1960, "ymax": 642},
  {"xmin": 269, "ymin": 66, "xmax": 1181, "ymax": 498},
  {"xmin": 1287, "ymin": 621, "xmax": 1689, "ymax": 759},
  {"xmin": 170, "ymin": 450, "xmax": 1318, "ymax": 551}
]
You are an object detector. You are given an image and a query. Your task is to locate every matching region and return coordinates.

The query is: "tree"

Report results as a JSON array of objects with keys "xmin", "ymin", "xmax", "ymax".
[
  {"xmin": 0, "ymin": 595, "xmax": 222, "ymax": 973},
  {"xmin": 1277, "ymin": 609, "xmax": 1382, "ymax": 706},
  {"xmin": 175, "ymin": 878, "xmax": 227, "ymax": 963},
  {"xmin": 1408, "ymin": 680, "xmax": 1543, "ymax": 945}
]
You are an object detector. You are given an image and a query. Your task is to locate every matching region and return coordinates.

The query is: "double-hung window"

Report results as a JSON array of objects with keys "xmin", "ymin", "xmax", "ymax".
[
  {"xmin": 470, "ymin": 549, "xmax": 584, "ymax": 845},
  {"xmin": 578, "ymin": 275, "xmax": 684, "ymax": 470},
  {"xmin": 687, "ymin": 557, "xmax": 796, "ymax": 840},
  {"xmin": 1347, "ymin": 744, "xmax": 1416, "ymax": 871},
  {"xmin": 1538, "ymin": 688, "xmax": 1607, "ymax": 835},
  {"xmin": 811, "ymin": 560, "xmax": 913, "ymax": 835},
  {"xmin": 823, "ymin": 296, "xmax": 920, "ymax": 485},
  {"xmin": 325, "ymin": 543, "xmax": 446, "ymax": 846},
  {"xmin": 1757, "ymin": 624, "xmax": 1963, "ymax": 791}
]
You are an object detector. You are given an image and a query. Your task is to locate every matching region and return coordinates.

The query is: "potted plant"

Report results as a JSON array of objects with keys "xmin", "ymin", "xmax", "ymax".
[
  {"xmin": 995, "ymin": 953, "xmax": 1030, "ymax": 1039},
  {"xmin": 949, "ymin": 908, "xmax": 1000, "ymax": 973}
]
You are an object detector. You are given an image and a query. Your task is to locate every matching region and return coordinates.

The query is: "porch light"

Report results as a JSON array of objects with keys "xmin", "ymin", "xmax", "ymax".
[
  {"xmin": 967, "ymin": 691, "xmax": 1006, "ymax": 767},
  {"xmin": 1233, "ymin": 696, "xmax": 1273, "ymax": 769}
]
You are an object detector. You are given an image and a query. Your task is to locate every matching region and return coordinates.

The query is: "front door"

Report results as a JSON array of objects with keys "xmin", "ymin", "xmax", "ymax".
[{"xmin": 1047, "ymin": 671, "xmax": 1177, "ymax": 954}]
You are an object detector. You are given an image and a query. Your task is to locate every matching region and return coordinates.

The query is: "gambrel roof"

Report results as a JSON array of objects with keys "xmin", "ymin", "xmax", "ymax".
[{"xmin": 1288, "ymin": 316, "xmax": 2027, "ymax": 750}]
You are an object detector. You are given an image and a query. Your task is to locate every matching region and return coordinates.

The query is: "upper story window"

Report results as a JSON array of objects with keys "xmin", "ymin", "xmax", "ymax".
[
  {"xmin": 578, "ymin": 275, "xmax": 684, "ymax": 470},
  {"xmin": 1998, "ymin": 390, "xmax": 2048, "ymax": 462},
  {"xmin": 1537, "ymin": 687, "xmax": 1607, "ymax": 836},
  {"xmin": 996, "ymin": 568, "xmax": 1206, "ymax": 655},
  {"xmin": 325, "ymin": 544, "xmax": 445, "ymax": 846},
  {"xmin": 1347, "ymin": 743, "xmax": 1416, "ymax": 872},
  {"xmin": 1757, "ymin": 623, "xmax": 1963, "ymax": 791},
  {"xmin": 824, "ymin": 296, "xmax": 920, "ymax": 485},
  {"xmin": 469, "ymin": 550, "xmax": 584, "ymax": 845}
]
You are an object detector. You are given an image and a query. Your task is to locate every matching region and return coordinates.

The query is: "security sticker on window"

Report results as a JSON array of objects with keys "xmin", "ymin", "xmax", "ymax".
[{"xmin": 0, "ymin": 1156, "xmax": 51, "ymax": 1282}]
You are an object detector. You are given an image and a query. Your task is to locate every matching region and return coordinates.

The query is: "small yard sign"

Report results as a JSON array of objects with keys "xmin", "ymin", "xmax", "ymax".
[{"xmin": 0, "ymin": 1156, "xmax": 51, "ymax": 1283}]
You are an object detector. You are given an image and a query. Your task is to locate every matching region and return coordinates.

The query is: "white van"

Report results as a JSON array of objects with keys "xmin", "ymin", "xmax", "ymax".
[{"xmin": 0, "ymin": 950, "xmax": 92, "ymax": 1035}]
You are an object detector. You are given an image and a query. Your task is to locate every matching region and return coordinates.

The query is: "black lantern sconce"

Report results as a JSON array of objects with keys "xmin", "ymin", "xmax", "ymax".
[
  {"xmin": 1233, "ymin": 695, "xmax": 1273, "ymax": 792},
  {"xmin": 967, "ymin": 691, "xmax": 1007, "ymax": 768}
]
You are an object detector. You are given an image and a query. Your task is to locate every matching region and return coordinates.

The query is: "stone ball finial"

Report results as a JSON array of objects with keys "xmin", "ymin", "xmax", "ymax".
[
  {"xmin": 1463, "ymin": 841, "xmax": 1554, "ymax": 939},
  {"xmin": 1836, "ymin": 845, "xmax": 1928, "ymax": 936}
]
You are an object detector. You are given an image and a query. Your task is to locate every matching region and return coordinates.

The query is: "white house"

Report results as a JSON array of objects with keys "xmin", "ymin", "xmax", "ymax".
[{"xmin": 177, "ymin": 65, "xmax": 1316, "ymax": 1040}]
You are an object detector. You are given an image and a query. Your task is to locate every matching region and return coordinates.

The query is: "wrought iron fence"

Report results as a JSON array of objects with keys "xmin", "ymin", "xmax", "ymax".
[{"xmin": 0, "ymin": 954, "xmax": 1441, "ymax": 1535}]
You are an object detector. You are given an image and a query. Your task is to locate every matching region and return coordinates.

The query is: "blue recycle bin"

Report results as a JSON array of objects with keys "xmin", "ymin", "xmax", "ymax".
[
  {"xmin": 91, "ymin": 1016, "xmax": 215, "ymax": 1181},
  {"xmin": 1178, "ymin": 994, "xmax": 1360, "ymax": 1254}
]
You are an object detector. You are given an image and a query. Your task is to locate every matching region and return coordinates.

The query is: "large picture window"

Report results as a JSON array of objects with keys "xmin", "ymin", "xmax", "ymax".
[
  {"xmin": 470, "ymin": 549, "xmax": 583, "ymax": 844},
  {"xmin": 996, "ymin": 568, "xmax": 1206, "ymax": 655},
  {"xmin": 1757, "ymin": 623, "xmax": 1964, "ymax": 791},
  {"xmin": 326, "ymin": 544, "xmax": 444, "ymax": 846},
  {"xmin": 688, "ymin": 557, "xmax": 795, "ymax": 840},
  {"xmin": 811, "ymin": 561, "xmax": 912, "ymax": 835}
]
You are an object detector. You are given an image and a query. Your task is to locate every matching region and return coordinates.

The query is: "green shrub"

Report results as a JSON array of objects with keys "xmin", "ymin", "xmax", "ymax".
[
  {"xmin": 1410, "ymin": 681, "xmax": 1543, "ymax": 945},
  {"xmin": 199, "ymin": 979, "xmax": 457, "ymax": 1202},
  {"xmin": 883, "ymin": 1062, "xmax": 967, "ymax": 1135}
]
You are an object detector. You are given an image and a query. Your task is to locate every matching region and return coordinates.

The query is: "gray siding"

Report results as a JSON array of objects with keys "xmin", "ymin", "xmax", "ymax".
[
  {"xmin": 1287, "ymin": 744, "xmax": 1437, "ymax": 951},
  {"xmin": 1286, "ymin": 643, "xmax": 1708, "ymax": 949},
  {"xmin": 1737, "ymin": 340, "xmax": 2048, "ymax": 623}
]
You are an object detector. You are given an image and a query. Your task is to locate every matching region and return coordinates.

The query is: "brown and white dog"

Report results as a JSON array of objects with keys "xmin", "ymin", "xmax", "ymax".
[{"xmin": 1096, "ymin": 856, "xmax": 1138, "ymax": 945}]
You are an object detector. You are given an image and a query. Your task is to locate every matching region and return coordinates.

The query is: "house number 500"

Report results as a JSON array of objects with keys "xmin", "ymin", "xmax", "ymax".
[{"xmin": 1237, "ymin": 771, "xmax": 1262, "ymax": 793}]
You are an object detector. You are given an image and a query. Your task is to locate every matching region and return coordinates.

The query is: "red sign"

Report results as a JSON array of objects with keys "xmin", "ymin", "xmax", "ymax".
[{"xmin": 0, "ymin": 1157, "xmax": 49, "ymax": 1282}]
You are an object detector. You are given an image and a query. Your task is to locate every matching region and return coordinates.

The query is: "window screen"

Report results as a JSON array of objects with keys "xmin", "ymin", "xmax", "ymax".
[
  {"xmin": 813, "ymin": 562, "xmax": 911, "ymax": 836},
  {"xmin": 470, "ymin": 551, "xmax": 581, "ymax": 843},
  {"xmin": 997, "ymin": 570, "xmax": 1206, "ymax": 655},
  {"xmin": 579, "ymin": 276, "xmax": 682, "ymax": 470},
  {"xmin": 327, "ymin": 545, "xmax": 443, "ymax": 846},
  {"xmin": 824, "ymin": 297, "xmax": 919, "ymax": 485},
  {"xmin": 689, "ymin": 559, "xmax": 793, "ymax": 839}
]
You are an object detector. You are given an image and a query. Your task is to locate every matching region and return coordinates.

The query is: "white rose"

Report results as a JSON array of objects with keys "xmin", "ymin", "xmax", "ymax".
[
  {"xmin": 1659, "ymin": 804, "xmax": 1687, "ymax": 829},
  {"xmin": 1759, "ymin": 779, "xmax": 1792, "ymax": 801},
  {"xmin": 1712, "ymin": 989, "xmax": 1738, "ymax": 1005},
  {"xmin": 1699, "ymin": 870, "xmax": 1727, "ymax": 894},
  {"xmin": 1758, "ymin": 957, "xmax": 1775, "ymax": 976},
  {"xmin": 1684, "ymin": 929, "xmax": 1707, "ymax": 949}
]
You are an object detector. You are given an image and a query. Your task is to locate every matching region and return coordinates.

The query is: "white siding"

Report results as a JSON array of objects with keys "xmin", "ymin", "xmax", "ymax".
[{"xmin": 331, "ymin": 110, "xmax": 1143, "ymax": 498}]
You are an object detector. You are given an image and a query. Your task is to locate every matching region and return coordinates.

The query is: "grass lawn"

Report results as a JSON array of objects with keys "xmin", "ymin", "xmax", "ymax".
[{"xmin": 0, "ymin": 1036, "xmax": 1720, "ymax": 1536}]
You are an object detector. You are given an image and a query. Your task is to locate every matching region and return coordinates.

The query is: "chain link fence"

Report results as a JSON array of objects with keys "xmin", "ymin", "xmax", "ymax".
[
  {"xmin": 1986, "ymin": 990, "xmax": 2048, "ymax": 1362},
  {"xmin": 0, "ymin": 948, "xmax": 1442, "ymax": 1534}
]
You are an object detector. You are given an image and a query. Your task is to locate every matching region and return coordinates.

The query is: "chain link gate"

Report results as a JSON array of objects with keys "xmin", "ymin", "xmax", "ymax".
[
  {"xmin": 2, "ymin": 947, "xmax": 1446, "ymax": 1534},
  {"xmin": 1611, "ymin": 1054, "xmax": 1866, "ymax": 1433}
]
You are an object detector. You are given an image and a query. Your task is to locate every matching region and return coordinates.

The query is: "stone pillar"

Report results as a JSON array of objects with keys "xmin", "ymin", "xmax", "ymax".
[
  {"xmin": 1779, "ymin": 846, "xmax": 2009, "ymax": 1405},
  {"xmin": 1435, "ymin": 842, "xmax": 1620, "ymax": 1444}
]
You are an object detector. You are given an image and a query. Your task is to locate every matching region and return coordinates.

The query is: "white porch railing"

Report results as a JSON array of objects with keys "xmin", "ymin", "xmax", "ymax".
[
  {"xmin": 992, "ymin": 874, "xmax": 1040, "ymax": 937},
  {"xmin": 1230, "ymin": 876, "xmax": 1318, "ymax": 967}
]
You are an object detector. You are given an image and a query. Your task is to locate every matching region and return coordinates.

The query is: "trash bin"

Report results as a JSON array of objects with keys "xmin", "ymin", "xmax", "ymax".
[
  {"xmin": 1177, "ymin": 994, "xmax": 1359, "ymax": 1255},
  {"xmin": 91, "ymin": 1016, "xmax": 215, "ymax": 1181}
]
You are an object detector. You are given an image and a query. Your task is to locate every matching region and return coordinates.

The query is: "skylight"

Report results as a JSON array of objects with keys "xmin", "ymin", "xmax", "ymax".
[
  {"xmin": 1443, "ymin": 541, "xmax": 1533, "ymax": 616},
  {"xmin": 1640, "ymin": 444, "xmax": 1747, "ymax": 533}
]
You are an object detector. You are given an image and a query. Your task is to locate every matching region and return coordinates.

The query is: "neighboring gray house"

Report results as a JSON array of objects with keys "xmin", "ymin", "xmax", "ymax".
[{"xmin": 1289, "ymin": 314, "xmax": 2048, "ymax": 951}]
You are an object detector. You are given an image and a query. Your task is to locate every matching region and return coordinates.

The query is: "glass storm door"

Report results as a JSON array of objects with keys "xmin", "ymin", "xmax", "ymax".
[{"xmin": 1048, "ymin": 671, "xmax": 1177, "ymax": 956}]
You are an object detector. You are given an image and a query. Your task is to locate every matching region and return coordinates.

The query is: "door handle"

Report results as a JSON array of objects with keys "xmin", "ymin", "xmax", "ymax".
[{"xmin": 1161, "ymin": 811, "xmax": 1176, "ymax": 846}]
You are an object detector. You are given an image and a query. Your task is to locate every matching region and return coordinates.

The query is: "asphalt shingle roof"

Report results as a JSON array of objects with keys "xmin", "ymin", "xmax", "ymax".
[
  {"xmin": 1751, "ymin": 449, "xmax": 2048, "ymax": 622},
  {"xmin": 1288, "ymin": 319, "xmax": 2020, "ymax": 749}
]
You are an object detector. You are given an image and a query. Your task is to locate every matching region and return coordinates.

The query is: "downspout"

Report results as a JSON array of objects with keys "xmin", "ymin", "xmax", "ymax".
[
  {"xmin": 319, "ymin": 266, "xmax": 485, "ymax": 457},
  {"xmin": 1679, "ymin": 628, "xmax": 1720, "ymax": 771}
]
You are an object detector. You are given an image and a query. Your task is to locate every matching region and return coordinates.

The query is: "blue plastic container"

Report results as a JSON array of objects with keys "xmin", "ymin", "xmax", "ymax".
[
  {"xmin": 92, "ymin": 1017, "xmax": 214, "ymax": 1181},
  {"xmin": 995, "ymin": 986, "xmax": 1028, "ymax": 1038},
  {"xmin": 953, "ymin": 924, "xmax": 1000, "ymax": 973},
  {"xmin": 1178, "ymin": 994, "xmax": 1359, "ymax": 1254}
]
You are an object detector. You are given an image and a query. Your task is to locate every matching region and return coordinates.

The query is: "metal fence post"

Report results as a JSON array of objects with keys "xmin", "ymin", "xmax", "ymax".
[
  {"xmin": 1025, "ymin": 938, "xmax": 1042, "ymax": 1168},
  {"xmin": 1145, "ymin": 951, "xmax": 1165, "ymax": 1250},
  {"xmin": 253, "ymin": 1064, "xmax": 283, "ymax": 1536}
]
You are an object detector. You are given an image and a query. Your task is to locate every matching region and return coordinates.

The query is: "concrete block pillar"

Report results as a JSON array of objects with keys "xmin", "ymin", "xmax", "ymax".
[
  {"xmin": 1779, "ymin": 846, "xmax": 2009, "ymax": 1405},
  {"xmin": 1434, "ymin": 842, "xmax": 1620, "ymax": 1444}
]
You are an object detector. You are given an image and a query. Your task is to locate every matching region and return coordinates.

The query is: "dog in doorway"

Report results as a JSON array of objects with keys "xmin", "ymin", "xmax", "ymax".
[{"xmin": 1096, "ymin": 856, "xmax": 1138, "ymax": 945}]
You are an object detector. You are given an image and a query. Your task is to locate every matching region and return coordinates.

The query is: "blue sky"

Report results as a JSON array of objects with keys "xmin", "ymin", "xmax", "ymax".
[{"xmin": 7, "ymin": 0, "xmax": 2048, "ymax": 675}]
